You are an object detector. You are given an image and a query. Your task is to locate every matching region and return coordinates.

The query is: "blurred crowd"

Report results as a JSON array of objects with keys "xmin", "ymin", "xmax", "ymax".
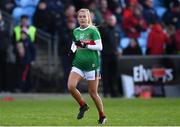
[
  {"xmin": 0, "ymin": 0, "xmax": 180, "ymax": 96},
  {"xmin": 1, "ymin": 0, "xmax": 180, "ymax": 55}
]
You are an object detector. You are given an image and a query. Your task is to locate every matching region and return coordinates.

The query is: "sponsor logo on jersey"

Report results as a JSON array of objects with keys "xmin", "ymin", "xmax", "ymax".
[
  {"xmin": 81, "ymin": 40, "xmax": 95, "ymax": 45},
  {"xmin": 86, "ymin": 34, "xmax": 91, "ymax": 40},
  {"xmin": 92, "ymin": 64, "xmax": 95, "ymax": 68},
  {"xmin": 80, "ymin": 33, "xmax": 85, "ymax": 40}
]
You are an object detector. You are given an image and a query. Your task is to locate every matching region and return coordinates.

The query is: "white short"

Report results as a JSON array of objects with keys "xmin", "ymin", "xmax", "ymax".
[{"xmin": 71, "ymin": 66, "xmax": 100, "ymax": 81}]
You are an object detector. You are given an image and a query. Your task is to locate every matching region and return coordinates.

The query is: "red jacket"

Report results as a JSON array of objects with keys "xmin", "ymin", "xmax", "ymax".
[
  {"xmin": 122, "ymin": 15, "xmax": 148, "ymax": 38},
  {"xmin": 147, "ymin": 24, "xmax": 169, "ymax": 55}
]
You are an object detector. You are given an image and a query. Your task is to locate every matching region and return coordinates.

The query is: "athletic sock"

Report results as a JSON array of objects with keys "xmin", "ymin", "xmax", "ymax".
[
  {"xmin": 79, "ymin": 100, "xmax": 86, "ymax": 107},
  {"xmin": 99, "ymin": 111, "xmax": 105, "ymax": 118}
]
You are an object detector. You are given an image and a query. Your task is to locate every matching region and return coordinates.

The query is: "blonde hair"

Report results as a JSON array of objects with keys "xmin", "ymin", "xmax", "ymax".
[{"xmin": 77, "ymin": 8, "xmax": 93, "ymax": 26}]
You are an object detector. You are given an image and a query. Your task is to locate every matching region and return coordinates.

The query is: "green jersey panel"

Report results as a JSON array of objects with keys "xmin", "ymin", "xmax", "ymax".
[{"xmin": 72, "ymin": 26, "xmax": 101, "ymax": 71}]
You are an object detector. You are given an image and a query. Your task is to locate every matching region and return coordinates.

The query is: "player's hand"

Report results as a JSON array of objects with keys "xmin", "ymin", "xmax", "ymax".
[{"xmin": 75, "ymin": 41, "xmax": 87, "ymax": 48}]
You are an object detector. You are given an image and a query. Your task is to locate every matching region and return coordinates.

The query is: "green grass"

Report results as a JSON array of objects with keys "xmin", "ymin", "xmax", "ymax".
[{"xmin": 0, "ymin": 95, "xmax": 180, "ymax": 126}]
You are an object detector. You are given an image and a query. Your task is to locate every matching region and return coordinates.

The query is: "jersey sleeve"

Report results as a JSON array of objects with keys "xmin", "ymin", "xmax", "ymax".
[
  {"xmin": 71, "ymin": 41, "xmax": 77, "ymax": 52},
  {"xmin": 87, "ymin": 27, "xmax": 102, "ymax": 51},
  {"xmin": 71, "ymin": 29, "xmax": 77, "ymax": 52},
  {"xmin": 87, "ymin": 39, "xmax": 102, "ymax": 51}
]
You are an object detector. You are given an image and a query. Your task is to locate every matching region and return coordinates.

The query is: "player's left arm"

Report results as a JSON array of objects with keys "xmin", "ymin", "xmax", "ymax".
[
  {"xmin": 86, "ymin": 39, "xmax": 102, "ymax": 51},
  {"xmin": 86, "ymin": 28, "xmax": 103, "ymax": 51}
]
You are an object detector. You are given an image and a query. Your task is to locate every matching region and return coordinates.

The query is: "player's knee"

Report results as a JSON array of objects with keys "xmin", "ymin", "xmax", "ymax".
[
  {"xmin": 89, "ymin": 91, "xmax": 98, "ymax": 99},
  {"xmin": 68, "ymin": 83, "xmax": 76, "ymax": 92}
]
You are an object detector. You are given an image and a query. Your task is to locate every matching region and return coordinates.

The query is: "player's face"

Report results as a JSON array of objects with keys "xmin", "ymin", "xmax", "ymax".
[{"xmin": 78, "ymin": 11, "xmax": 89, "ymax": 28}]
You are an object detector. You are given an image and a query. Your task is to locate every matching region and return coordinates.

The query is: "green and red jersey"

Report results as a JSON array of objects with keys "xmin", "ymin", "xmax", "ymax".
[{"xmin": 72, "ymin": 25, "xmax": 102, "ymax": 71}]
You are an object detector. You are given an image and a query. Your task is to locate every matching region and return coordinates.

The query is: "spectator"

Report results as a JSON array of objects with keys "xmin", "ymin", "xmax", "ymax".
[
  {"xmin": 58, "ymin": 19, "xmax": 77, "ymax": 92},
  {"xmin": 13, "ymin": 15, "xmax": 36, "ymax": 44},
  {"xmin": 123, "ymin": 38, "xmax": 142, "ymax": 55},
  {"xmin": 164, "ymin": 0, "xmax": 179, "ymax": 9},
  {"xmin": 165, "ymin": 25, "xmax": 176, "ymax": 54},
  {"xmin": 13, "ymin": 15, "xmax": 37, "ymax": 92},
  {"xmin": 87, "ymin": 0, "xmax": 104, "ymax": 25},
  {"xmin": 113, "ymin": 4, "xmax": 123, "ymax": 26},
  {"xmin": 146, "ymin": 23, "xmax": 169, "ymax": 55},
  {"xmin": 170, "ymin": 28, "xmax": 180, "ymax": 54},
  {"xmin": 113, "ymin": 4, "xmax": 124, "ymax": 37},
  {"xmin": 99, "ymin": 0, "xmax": 112, "ymax": 21},
  {"xmin": 45, "ymin": 0, "xmax": 65, "ymax": 33},
  {"xmin": 107, "ymin": 0, "xmax": 125, "ymax": 10},
  {"xmin": 122, "ymin": 5, "xmax": 148, "ymax": 38},
  {"xmin": 16, "ymin": 30, "xmax": 36, "ymax": 92},
  {"xmin": 0, "ymin": 0, "xmax": 16, "ymax": 14},
  {"xmin": 100, "ymin": 14, "xmax": 121, "ymax": 97},
  {"xmin": 162, "ymin": 1, "xmax": 180, "ymax": 29},
  {"xmin": 46, "ymin": 0, "xmax": 64, "ymax": 13},
  {"xmin": 142, "ymin": 0, "xmax": 160, "ymax": 25},
  {"xmin": 33, "ymin": 0, "xmax": 55, "ymax": 34},
  {"xmin": 122, "ymin": 0, "xmax": 138, "ymax": 19},
  {"xmin": 0, "ymin": 11, "xmax": 9, "ymax": 92},
  {"xmin": 61, "ymin": 4, "xmax": 76, "ymax": 29}
]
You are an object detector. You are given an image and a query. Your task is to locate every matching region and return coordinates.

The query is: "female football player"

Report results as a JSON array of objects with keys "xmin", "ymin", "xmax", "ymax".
[{"xmin": 67, "ymin": 8, "xmax": 107, "ymax": 124}]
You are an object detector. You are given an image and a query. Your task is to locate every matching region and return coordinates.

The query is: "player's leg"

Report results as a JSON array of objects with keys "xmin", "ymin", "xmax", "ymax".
[
  {"xmin": 67, "ymin": 68, "xmax": 89, "ymax": 119},
  {"xmin": 87, "ymin": 79, "xmax": 107, "ymax": 124}
]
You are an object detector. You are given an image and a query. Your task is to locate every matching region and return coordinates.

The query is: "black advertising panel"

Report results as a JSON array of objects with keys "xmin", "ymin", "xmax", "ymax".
[{"xmin": 118, "ymin": 56, "xmax": 180, "ymax": 97}]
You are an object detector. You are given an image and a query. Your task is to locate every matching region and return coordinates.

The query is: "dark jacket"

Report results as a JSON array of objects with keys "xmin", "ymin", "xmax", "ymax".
[
  {"xmin": 123, "ymin": 45, "xmax": 142, "ymax": 55},
  {"xmin": 17, "ymin": 38, "xmax": 36, "ymax": 64},
  {"xmin": 0, "ymin": 20, "xmax": 9, "ymax": 51},
  {"xmin": 100, "ymin": 24, "xmax": 120, "ymax": 56}
]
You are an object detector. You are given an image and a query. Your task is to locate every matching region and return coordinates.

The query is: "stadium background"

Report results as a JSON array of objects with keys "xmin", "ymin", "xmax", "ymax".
[
  {"xmin": 0, "ymin": 0, "xmax": 180, "ymax": 126},
  {"xmin": 0, "ymin": 0, "xmax": 180, "ymax": 97}
]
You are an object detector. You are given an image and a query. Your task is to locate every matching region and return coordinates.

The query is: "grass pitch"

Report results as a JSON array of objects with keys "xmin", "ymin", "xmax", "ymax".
[{"xmin": 0, "ymin": 94, "xmax": 180, "ymax": 126}]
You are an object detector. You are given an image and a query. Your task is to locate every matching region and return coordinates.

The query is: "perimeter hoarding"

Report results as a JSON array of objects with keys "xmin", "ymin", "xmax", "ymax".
[{"xmin": 118, "ymin": 55, "xmax": 180, "ymax": 97}]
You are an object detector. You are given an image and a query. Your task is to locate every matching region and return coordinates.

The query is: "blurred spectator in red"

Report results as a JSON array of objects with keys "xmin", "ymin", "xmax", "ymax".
[
  {"xmin": 122, "ymin": 5, "xmax": 148, "ymax": 38},
  {"xmin": 162, "ymin": 1, "xmax": 180, "ymax": 29},
  {"xmin": 123, "ymin": 38, "xmax": 142, "ymax": 55},
  {"xmin": 147, "ymin": 23, "xmax": 170, "ymax": 55},
  {"xmin": 142, "ymin": 0, "xmax": 160, "ymax": 25},
  {"xmin": 122, "ymin": 0, "xmax": 138, "ymax": 19}
]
